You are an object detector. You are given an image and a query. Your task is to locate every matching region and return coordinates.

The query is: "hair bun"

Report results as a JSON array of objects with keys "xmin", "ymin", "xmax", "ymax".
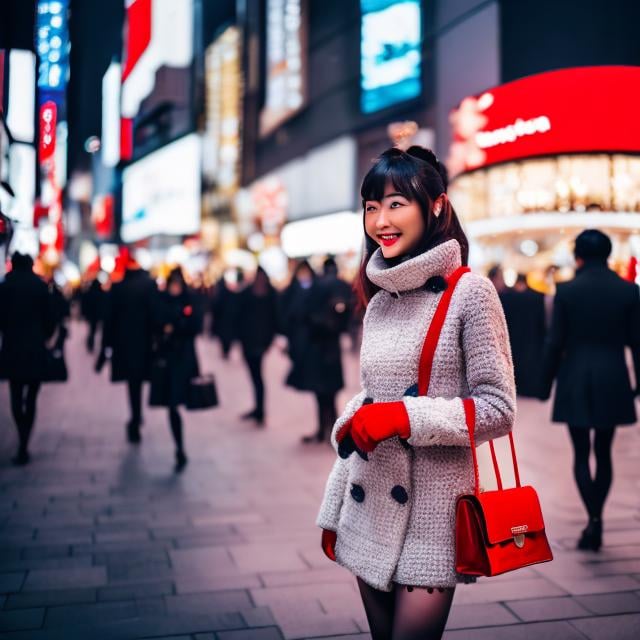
[{"xmin": 406, "ymin": 145, "xmax": 449, "ymax": 193}]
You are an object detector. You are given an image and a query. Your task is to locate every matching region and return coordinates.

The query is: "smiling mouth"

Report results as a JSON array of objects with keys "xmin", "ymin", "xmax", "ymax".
[{"xmin": 378, "ymin": 233, "xmax": 401, "ymax": 247}]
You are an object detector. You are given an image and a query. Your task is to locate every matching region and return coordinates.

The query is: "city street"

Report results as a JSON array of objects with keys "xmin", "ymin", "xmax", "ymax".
[{"xmin": 0, "ymin": 322, "xmax": 640, "ymax": 640}]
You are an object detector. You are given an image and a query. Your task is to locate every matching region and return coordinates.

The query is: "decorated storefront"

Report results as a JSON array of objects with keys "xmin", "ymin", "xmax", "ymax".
[{"xmin": 447, "ymin": 66, "xmax": 640, "ymax": 282}]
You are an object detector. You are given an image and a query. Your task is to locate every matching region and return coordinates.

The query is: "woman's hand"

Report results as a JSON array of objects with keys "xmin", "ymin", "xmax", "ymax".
[
  {"xmin": 321, "ymin": 529, "xmax": 337, "ymax": 561},
  {"xmin": 337, "ymin": 401, "xmax": 411, "ymax": 453}
]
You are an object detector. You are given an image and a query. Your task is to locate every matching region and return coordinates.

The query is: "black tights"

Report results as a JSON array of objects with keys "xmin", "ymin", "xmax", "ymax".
[
  {"xmin": 357, "ymin": 578, "xmax": 455, "ymax": 640},
  {"xmin": 9, "ymin": 381, "xmax": 41, "ymax": 454},
  {"xmin": 315, "ymin": 392, "xmax": 337, "ymax": 441},
  {"xmin": 127, "ymin": 379, "xmax": 143, "ymax": 427},
  {"xmin": 244, "ymin": 353, "xmax": 265, "ymax": 417},
  {"xmin": 169, "ymin": 406, "xmax": 184, "ymax": 454},
  {"xmin": 568, "ymin": 426, "xmax": 616, "ymax": 520}
]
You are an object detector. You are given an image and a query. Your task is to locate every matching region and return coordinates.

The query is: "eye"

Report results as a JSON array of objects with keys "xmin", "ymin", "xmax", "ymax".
[
  {"xmin": 390, "ymin": 200, "xmax": 404, "ymax": 208},
  {"xmin": 365, "ymin": 205, "xmax": 377, "ymax": 212}
]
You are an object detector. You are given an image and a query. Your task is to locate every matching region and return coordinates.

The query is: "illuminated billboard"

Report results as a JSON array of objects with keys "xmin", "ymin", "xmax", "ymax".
[
  {"xmin": 260, "ymin": 0, "xmax": 306, "ymax": 136},
  {"xmin": 360, "ymin": 0, "xmax": 422, "ymax": 114},
  {"xmin": 447, "ymin": 66, "xmax": 640, "ymax": 177},
  {"xmin": 122, "ymin": 134, "xmax": 201, "ymax": 242},
  {"xmin": 37, "ymin": 0, "xmax": 70, "ymax": 109}
]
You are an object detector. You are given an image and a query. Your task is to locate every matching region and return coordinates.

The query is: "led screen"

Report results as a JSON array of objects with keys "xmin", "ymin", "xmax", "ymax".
[
  {"xmin": 122, "ymin": 134, "xmax": 201, "ymax": 242},
  {"xmin": 360, "ymin": 0, "xmax": 422, "ymax": 114}
]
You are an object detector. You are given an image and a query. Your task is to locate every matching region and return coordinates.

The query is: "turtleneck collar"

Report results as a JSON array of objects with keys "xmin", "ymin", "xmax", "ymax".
[{"xmin": 366, "ymin": 239, "xmax": 462, "ymax": 295}]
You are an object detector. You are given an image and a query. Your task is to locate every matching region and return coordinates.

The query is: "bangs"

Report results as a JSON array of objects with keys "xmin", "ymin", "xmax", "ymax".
[{"xmin": 360, "ymin": 151, "xmax": 420, "ymax": 204}]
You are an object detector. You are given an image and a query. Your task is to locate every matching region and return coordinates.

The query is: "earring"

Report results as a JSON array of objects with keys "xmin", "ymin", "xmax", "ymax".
[{"xmin": 434, "ymin": 204, "xmax": 442, "ymax": 217}]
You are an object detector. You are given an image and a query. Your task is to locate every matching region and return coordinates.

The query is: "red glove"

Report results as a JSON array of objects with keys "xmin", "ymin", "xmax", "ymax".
[
  {"xmin": 321, "ymin": 529, "xmax": 337, "ymax": 561},
  {"xmin": 340, "ymin": 401, "xmax": 411, "ymax": 453}
]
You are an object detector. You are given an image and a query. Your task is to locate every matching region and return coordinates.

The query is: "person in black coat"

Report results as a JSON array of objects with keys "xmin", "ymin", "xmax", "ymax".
[
  {"xmin": 499, "ymin": 274, "xmax": 547, "ymax": 397},
  {"xmin": 151, "ymin": 267, "xmax": 202, "ymax": 471},
  {"xmin": 99, "ymin": 256, "xmax": 157, "ymax": 443},
  {"xmin": 237, "ymin": 267, "xmax": 278, "ymax": 425},
  {"xmin": 0, "ymin": 253, "xmax": 55, "ymax": 465},
  {"xmin": 81, "ymin": 276, "xmax": 105, "ymax": 353},
  {"xmin": 210, "ymin": 271, "xmax": 242, "ymax": 359},
  {"xmin": 541, "ymin": 229, "xmax": 640, "ymax": 552},
  {"xmin": 281, "ymin": 260, "xmax": 348, "ymax": 443}
]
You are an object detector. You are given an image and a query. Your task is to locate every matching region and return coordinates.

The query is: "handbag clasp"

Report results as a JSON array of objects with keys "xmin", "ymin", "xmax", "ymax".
[{"xmin": 511, "ymin": 525, "xmax": 528, "ymax": 548}]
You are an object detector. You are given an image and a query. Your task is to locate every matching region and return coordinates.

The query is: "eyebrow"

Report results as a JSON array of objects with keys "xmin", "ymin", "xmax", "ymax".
[{"xmin": 365, "ymin": 192, "xmax": 407, "ymax": 203}]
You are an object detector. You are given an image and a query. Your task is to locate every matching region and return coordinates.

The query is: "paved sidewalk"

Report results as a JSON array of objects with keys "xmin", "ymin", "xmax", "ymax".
[{"xmin": 0, "ymin": 321, "xmax": 640, "ymax": 639}]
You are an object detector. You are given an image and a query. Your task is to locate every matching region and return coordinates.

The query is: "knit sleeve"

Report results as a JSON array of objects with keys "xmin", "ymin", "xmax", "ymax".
[
  {"xmin": 330, "ymin": 390, "xmax": 367, "ymax": 451},
  {"xmin": 403, "ymin": 276, "xmax": 515, "ymax": 447},
  {"xmin": 316, "ymin": 456, "xmax": 349, "ymax": 531}
]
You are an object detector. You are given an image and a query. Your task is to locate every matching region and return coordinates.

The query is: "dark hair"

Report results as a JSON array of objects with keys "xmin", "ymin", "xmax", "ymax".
[
  {"xmin": 292, "ymin": 259, "xmax": 315, "ymax": 280},
  {"xmin": 167, "ymin": 267, "xmax": 186, "ymax": 289},
  {"xmin": 11, "ymin": 252, "xmax": 34, "ymax": 272},
  {"xmin": 355, "ymin": 146, "xmax": 469, "ymax": 306},
  {"xmin": 574, "ymin": 229, "xmax": 611, "ymax": 263},
  {"xmin": 323, "ymin": 256, "xmax": 338, "ymax": 276}
]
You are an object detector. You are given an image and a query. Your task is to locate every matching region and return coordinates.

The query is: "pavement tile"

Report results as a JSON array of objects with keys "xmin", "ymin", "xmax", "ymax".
[
  {"xmin": 575, "ymin": 591, "xmax": 640, "ymax": 614},
  {"xmin": 267, "ymin": 600, "xmax": 359, "ymax": 640},
  {"xmin": 97, "ymin": 579, "xmax": 175, "ymax": 601},
  {"xmin": 44, "ymin": 600, "xmax": 139, "ymax": 627},
  {"xmin": 175, "ymin": 572, "xmax": 262, "ymax": 594},
  {"xmin": 0, "ymin": 608, "xmax": 45, "ymax": 632},
  {"xmin": 0, "ymin": 554, "xmax": 92, "ymax": 572},
  {"xmin": 546, "ymin": 574, "xmax": 640, "ymax": 595},
  {"xmin": 0, "ymin": 572, "xmax": 25, "ymax": 593},
  {"xmin": 504, "ymin": 596, "xmax": 591, "ymax": 622},
  {"xmin": 569, "ymin": 613, "xmax": 640, "ymax": 640},
  {"xmin": 259, "ymin": 566, "xmax": 353, "ymax": 588},
  {"xmin": 241, "ymin": 606, "xmax": 278, "ymax": 628},
  {"xmin": 447, "ymin": 602, "xmax": 520, "ymax": 629},
  {"xmin": 165, "ymin": 590, "xmax": 254, "ymax": 616},
  {"xmin": 228, "ymin": 544, "xmax": 309, "ymax": 574},
  {"xmin": 452, "ymin": 578, "xmax": 567, "ymax": 605},
  {"xmin": 5, "ymin": 587, "xmax": 97, "ymax": 609},
  {"xmin": 217, "ymin": 627, "xmax": 284, "ymax": 640},
  {"xmin": 22, "ymin": 566, "xmax": 107, "ymax": 591},
  {"xmin": 442, "ymin": 620, "xmax": 587, "ymax": 639},
  {"xmin": 169, "ymin": 547, "xmax": 237, "ymax": 575}
]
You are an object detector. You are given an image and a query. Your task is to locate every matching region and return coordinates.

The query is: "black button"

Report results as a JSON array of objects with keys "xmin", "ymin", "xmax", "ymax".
[
  {"xmin": 425, "ymin": 276, "xmax": 447, "ymax": 293},
  {"xmin": 350, "ymin": 484, "xmax": 365, "ymax": 503},
  {"xmin": 391, "ymin": 485, "xmax": 408, "ymax": 504}
]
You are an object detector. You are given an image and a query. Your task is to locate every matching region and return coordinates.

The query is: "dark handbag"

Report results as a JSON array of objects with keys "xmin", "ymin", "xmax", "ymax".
[
  {"xmin": 44, "ymin": 346, "xmax": 68, "ymax": 382},
  {"xmin": 416, "ymin": 266, "xmax": 552, "ymax": 578},
  {"xmin": 149, "ymin": 356, "xmax": 170, "ymax": 407},
  {"xmin": 186, "ymin": 374, "xmax": 218, "ymax": 410}
]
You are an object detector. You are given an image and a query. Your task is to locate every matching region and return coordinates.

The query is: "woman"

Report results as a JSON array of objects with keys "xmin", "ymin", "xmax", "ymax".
[
  {"xmin": 0, "ymin": 253, "xmax": 55, "ymax": 465},
  {"xmin": 281, "ymin": 261, "xmax": 345, "ymax": 443},
  {"xmin": 152, "ymin": 268, "xmax": 203, "ymax": 471},
  {"xmin": 541, "ymin": 229, "xmax": 640, "ymax": 552},
  {"xmin": 237, "ymin": 267, "xmax": 278, "ymax": 425},
  {"xmin": 316, "ymin": 147, "xmax": 515, "ymax": 639}
]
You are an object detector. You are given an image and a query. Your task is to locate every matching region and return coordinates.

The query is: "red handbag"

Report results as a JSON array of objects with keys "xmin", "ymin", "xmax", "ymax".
[{"xmin": 418, "ymin": 266, "xmax": 553, "ymax": 577}]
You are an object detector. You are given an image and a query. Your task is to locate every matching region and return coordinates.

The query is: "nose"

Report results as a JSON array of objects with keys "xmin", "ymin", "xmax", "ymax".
[{"xmin": 375, "ymin": 207, "xmax": 391, "ymax": 230}]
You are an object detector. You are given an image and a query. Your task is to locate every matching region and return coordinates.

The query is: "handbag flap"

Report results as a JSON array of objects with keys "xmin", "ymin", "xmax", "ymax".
[{"xmin": 476, "ymin": 485, "xmax": 546, "ymax": 544}]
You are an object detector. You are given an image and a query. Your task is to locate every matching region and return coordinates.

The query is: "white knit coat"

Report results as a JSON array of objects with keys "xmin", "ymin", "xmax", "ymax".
[{"xmin": 316, "ymin": 239, "xmax": 516, "ymax": 591}]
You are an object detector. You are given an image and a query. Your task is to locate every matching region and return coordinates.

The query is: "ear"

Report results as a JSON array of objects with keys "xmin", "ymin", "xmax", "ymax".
[{"xmin": 433, "ymin": 194, "xmax": 447, "ymax": 218}]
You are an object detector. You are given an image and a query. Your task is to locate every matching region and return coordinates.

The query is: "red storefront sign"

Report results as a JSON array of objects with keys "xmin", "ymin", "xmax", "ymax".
[
  {"xmin": 39, "ymin": 101, "xmax": 57, "ymax": 163},
  {"xmin": 448, "ymin": 66, "xmax": 640, "ymax": 177}
]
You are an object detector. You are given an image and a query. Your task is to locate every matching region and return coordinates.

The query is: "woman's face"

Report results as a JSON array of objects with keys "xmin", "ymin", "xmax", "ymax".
[
  {"xmin": 364, "ymin": 180, "xmax": 425, "ymax": 259},
  {"xmin": 168, "ymin": 279, "xmax": 183, "ymax": 297}
]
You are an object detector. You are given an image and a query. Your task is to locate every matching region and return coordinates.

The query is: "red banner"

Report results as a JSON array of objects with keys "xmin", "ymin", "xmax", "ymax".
[
  {"xmin": 39, "ymin": 100, "xmax": 57, "ymax": 164},
  {"xmin": 448, "ymin": 66, "xmax": 640, "ymax": 176}
]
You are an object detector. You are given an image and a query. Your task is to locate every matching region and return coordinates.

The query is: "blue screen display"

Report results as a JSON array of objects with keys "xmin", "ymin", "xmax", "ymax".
[{"xmin": 360, "ymin": 0, "xmax": 422, "ymax": 114}]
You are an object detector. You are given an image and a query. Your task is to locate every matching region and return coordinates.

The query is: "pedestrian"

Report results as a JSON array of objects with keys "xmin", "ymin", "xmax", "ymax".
[
  {"xmin": 98, "ymin": 249, "xmax": 156, "ymax": 444},
  {"xmin": 150, "ymin": 267, "xmax": 202, "ymax": 472},
  {"xmin": 540, "ymin": 229, "xmax": 640, "ymax": 552},
  {"xmin": 499, "ymin": 273, "xmax": 546, "ymax": 397},
  {"xmin": 0, "ymin": 253, "xmax": 55, "ymax": 465},
  {"xmin": 237, "ymin": 267, "xmax": 278, "ymax": 426},
  {"xmin": 487, "ymin": 264, "xmax": 506, "ymax": 294},
  {"xmin": 210, "ymin": 270, "xmax": 241, "ymax": 359},
  {"xmin": 81, "ymin": 274, "xmax": 105, "ymax": 353},
  {"xmin": 281, "ymin": 260, "xmax": 347, "ymax": 443},
  {"xmin": 317, "ymin": 146, "xmax": 515, "ymax": 639}
]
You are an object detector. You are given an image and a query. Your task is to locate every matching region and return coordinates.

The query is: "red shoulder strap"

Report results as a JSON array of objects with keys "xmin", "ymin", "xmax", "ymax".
[
  {"xmin": 417, "ymin": 266, "xmax": 521, "ymax": 495},
  {"xmin": 417, "ymin": 266, "xmax": 470, "ymax": 396}
]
